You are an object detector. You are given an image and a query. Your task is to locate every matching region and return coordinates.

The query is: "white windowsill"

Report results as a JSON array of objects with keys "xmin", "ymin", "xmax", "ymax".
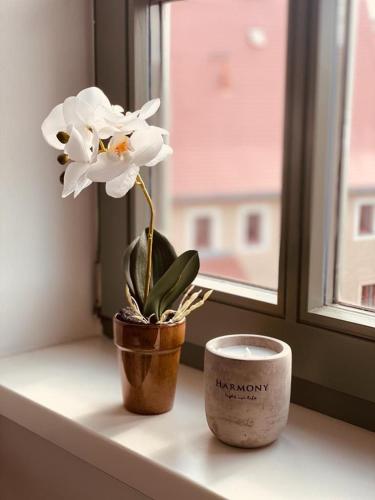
[
  {"xmin": 196, "ymin": 275, "xmax": 278, "ymax": 305},
  {"xmin": 1, "ymin": 337, "xmax": 374, "ymax": 500}
]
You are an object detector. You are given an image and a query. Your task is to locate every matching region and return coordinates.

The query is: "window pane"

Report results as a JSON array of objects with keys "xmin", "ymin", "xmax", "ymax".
[
  {"xmin": 336, "ymin": 0, "xmax": 375, "ymax": 310},
  {"xmin": 162, "ymin": 0, "xmax": 288, "ymax": 290}
]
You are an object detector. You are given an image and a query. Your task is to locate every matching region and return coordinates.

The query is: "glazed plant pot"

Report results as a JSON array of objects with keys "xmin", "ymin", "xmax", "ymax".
[{"xmin": 113, "ymin": 315, "xmax": 186, "ymax": 414}]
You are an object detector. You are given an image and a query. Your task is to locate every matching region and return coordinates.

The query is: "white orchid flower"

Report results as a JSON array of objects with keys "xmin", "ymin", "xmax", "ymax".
[
  {"xmin": 117, "ymin": 98, "xmax": 169, "ymax": 137},
  {"xmin": 88, "ymin": 127, "xmax": 173, "ymax": 198},
  {"xmin": 61, "ymin": 126, "xmax": 99, "ymax": 198},
  {"xmin": 41, "ymin": 87, "xmax": 173, "ymax": 199},
  {"xmin": 41, "ymin": 87, "xmax": 145, "ymax": 149}
]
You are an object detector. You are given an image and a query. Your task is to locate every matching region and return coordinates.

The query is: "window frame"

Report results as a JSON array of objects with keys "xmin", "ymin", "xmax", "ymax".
[
  {"xmin": 94, "ymin": 0, "xmax": 375, "ymax": 429},
  {"xmin": 299, "ymin": 0, "xmax": 375, "ymax": 340}
]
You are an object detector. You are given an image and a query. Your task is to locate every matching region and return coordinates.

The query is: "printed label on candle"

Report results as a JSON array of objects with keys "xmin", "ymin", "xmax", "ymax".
[{"xmin": 216, "ymin": 378, "xmax": 269, "ymax": 401}]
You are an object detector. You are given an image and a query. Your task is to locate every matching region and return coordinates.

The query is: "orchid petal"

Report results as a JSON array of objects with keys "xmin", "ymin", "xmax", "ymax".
[
  {"xmin": 105, "ymin": 165, "xmax": 139, "ymax": 198},
  {"xmin": 149, "ymin": 125, "xmax": 169, "ymax": 136},
  {"xmin": 112, "ymin": 104, "xmax": 124, "ymax": 113},
  {"xmin": 145, "ymin": 144, "xmax": 173, "ymax": 167},
  {"xmin": 75, "ymin": 97, "xmax": 96, "ymax": 125},
  {"xmin": 77, "ymin": 87, "xmax": 111, "ymax": 109},
  {"xmin": 74, "ymin": 177, "xmax": 92, "ymax": 198},
  {"xmin": 139, "ymin": 98, "xmax": 160, "ymax": 120},
  {"xmin": 90, "ymin": 128, "xmax": 99, "ymax": 162},
  {"xmin": 97, "ymin": 126, "xmax": 118, "ymax": 140},
  {"xmin": 63, "ymin": 96, "xmax": 81, "ymax": 126},
  {"xmin": 130, "ymin": 127, "xmax": 163, "ymax": 167},
  {"xmin": 62, "ymin": 162, "xmax": 91, "ymax": 198},
  {"xmin": 65, "ymin": 126, "xmax": 92, "ymax": 163},
  {"xmin": 88, "ymin": 153, "xmax": 129, "ymax": 182},
  {"xmin": 120, "ymin": 118, "xmax": 149, "ymax": 134},
  {"xmin": 41, "ymin": 103, "xmax": 66, "ymax": 150}
]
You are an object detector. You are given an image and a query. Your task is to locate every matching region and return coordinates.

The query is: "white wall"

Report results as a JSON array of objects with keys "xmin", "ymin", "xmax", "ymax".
[
  {"xmin": 0, "ymin": 0, "xmax": 101, "ymax": 356},
  {"xmin": 0, "ymin": 417, "xmax": 147, "ymax": 500}
]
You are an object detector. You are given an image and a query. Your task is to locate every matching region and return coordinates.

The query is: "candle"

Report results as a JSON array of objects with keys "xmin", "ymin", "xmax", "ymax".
[
  {"xmin": 204, "ymin": 334, "xmax": 292, "ymax": 448},
  {"xmin": 216, "ymin": 345, "xmax": 276, "ymax": 359}
]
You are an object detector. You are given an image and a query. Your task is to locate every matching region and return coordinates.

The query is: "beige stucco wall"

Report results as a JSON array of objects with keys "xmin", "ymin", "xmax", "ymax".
[
  {"xmin": 337, "ymin": 194, "xmax": 375, "ymax": 306},
  {"xmin": 171, "ymin": 193, "xmax": 375, "ymax": 303},
  {"xmin": 170, "ymin": 197, "xmax": 281, "ymax": 290}
]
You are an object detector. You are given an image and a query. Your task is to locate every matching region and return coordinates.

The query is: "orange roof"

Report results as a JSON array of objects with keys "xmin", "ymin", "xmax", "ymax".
[{"xmin": 169, "ymin": 0, "xmax": 375, "ymax": 199}]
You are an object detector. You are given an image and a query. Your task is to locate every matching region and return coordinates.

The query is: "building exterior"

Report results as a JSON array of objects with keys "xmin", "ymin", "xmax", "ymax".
[{"xmin": 167, "ymin": 0, "xmax": 375, "ymax": 308}]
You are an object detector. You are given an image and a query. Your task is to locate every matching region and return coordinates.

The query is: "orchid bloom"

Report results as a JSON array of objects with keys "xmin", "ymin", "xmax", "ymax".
[
  {"xmin": 42, "ymin": 87, "xmax": 120, "ymax": 149},
  {"xmin": 41, "ymin": 86, "xmax": 172, "ymax": 198},
  {"xmin": 88, "ymin": 127, "xmax": 173, "ymax": 198},
  {"xmin": 42, "ymin": 87, "xmax": 162, "ymax": 149}
]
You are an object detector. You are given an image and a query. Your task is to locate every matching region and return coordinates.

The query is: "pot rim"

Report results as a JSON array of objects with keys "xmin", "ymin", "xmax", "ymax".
[{"xmin": 113, "ymin": 313, "xmax": 186, "ymax": 329}]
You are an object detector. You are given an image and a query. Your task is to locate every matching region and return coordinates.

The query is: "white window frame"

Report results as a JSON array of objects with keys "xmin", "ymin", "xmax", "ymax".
[
  {"xmin": 236, "ymin": 204, "xmax": 270, "ymax": 254},
  {"xmin": 300, "ymin": 0, "xmax": 375, "ymax": 337}
]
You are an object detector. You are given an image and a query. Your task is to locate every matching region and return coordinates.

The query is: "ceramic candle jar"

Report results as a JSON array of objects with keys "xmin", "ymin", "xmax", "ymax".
[{"xmin": 204, "ymin": 334, "xmax": 292, "ymax": 448}]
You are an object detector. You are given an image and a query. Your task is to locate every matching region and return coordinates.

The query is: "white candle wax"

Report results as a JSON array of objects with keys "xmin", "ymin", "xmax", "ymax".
[{"xmin": 216, "ymin": 344, "xmax": 276, "ymax": 359}]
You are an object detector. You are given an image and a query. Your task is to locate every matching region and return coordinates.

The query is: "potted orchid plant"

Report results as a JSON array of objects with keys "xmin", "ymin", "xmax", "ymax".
[{"xmin": 42, "ymin": 87, "xmax": 212, "ymax": 414}]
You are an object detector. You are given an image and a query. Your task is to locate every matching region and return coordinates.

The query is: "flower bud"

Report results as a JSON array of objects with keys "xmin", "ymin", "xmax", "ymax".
[
  {"xmin": 57, "ymin": 153, "xmax": 69, "ymax": 165},
  {"xmin": 56, "ymin": 131, "xmax": 70, "ymax": 144}
]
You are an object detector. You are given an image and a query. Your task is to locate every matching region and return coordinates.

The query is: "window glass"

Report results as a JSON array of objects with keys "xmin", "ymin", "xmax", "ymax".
[
  {"xmin": 163, "ymin": 0, "xmax": 288, "ymax": 290},
  {"xmin": 336, "ymin": 0, "xmax": 375, "ymax": 310}
]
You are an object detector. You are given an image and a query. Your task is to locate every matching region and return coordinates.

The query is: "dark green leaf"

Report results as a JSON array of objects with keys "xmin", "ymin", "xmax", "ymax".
[
  {"xmin": 122, "ymin": 236, "xmax": 140, "ymax": 303},
  {"xmin": 132, "ymin": 228, "xmax": 177, "ymax": 308},
  {"xmin": 150, "ymin": 229, "xmax": 177, "ymax": 284},
  {"xmin": 143, "ymin": 250, "xmax": 200, "ymax": 319}
]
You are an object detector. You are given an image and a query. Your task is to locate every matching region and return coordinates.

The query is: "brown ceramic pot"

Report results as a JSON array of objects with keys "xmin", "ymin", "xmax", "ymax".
[{"xmin": 113, "ymin": 315, "xmax": 186, "ymax": 414}]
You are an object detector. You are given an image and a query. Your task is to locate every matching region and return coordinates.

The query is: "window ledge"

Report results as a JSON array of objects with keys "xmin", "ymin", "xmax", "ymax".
[
  {"xmin": 196, "ymin": 274, "xmax": 278, "ymax": 305},
  {"xmin": 306, "ymin": 303, "xmax": 375, "ymax": 339},
  {"xmin": 1, "ymin": 337, "xmax": 374, "ymax": 500}
]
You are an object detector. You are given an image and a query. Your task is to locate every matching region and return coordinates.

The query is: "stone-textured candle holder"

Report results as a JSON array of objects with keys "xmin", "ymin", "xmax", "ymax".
[{"xmin": 204, "ymin": 334, "xmax": 292, "ymax": 448}]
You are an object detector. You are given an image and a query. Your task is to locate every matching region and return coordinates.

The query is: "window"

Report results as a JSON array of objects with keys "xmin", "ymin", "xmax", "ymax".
[
  {"xmin": 356, "ymin": 202, "xmax": 375, "ymax": 237},
  {"xmin": 236, "ymin": 206, "xmax": 270, "ymax": 253},
  {"xmin": 332, "ymin": 1, "xmax": 375, "ymax": 312},
  {"xmin": 96, "ymin": 0, "xmax": 375, "ymax": 429},
  {"xmin": 246, "ymin": 214, "xmax": 261, "ymax": 245},
  {"xmin": 194, "ymin": 216, "xmax": 212, "ymax": 249},
  {"xmin": 159, "ymin": 0, "xmax": 288, "ymax": 293},
  {"xmin": 359, "ymin": 205, "xmax": 373, "ymax": 235},
  {"xmin": 361, "ymin": 284, "xmax": 375, "ymax": 308},
  {"xmin": 185, "ymin": 207, "xmax": 220, "ymax": 254}
]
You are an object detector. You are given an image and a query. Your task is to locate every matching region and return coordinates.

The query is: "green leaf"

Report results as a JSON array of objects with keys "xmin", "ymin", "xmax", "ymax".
[
  {"xmin": 150, "ymin": 229, "xmax": 177, "ymax": 284},
  {"xmin": 122, "ymin": 236, "xmax": 141, "ymax": 304},
  {"xmin": 132, "ymin": 228, "xmax": 177, "ymax": 308},
  {"xmin": 143, "ymin": 250, "xmax": 200, "ymax": 319}
]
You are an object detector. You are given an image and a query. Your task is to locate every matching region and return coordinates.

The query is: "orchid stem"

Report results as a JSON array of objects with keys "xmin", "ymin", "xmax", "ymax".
[
  {"xmin": 99, "ymin": 136, "xmax": 153, "ymax": 302},
  {"xmin": 136, "ymin": 174, "xmax": 154, "ymax": 303}
]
